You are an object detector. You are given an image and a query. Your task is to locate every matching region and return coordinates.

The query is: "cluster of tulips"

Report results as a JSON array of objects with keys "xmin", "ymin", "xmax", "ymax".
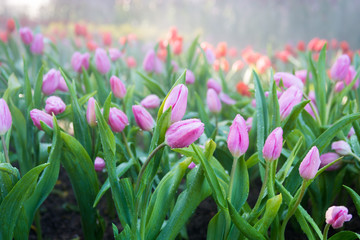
[{"xmin": 1, "ymin": 18, "xmax": 360, "ymax": 240}]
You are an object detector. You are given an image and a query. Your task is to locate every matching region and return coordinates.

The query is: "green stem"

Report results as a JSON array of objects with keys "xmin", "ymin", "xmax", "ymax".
[
  {"xmin": 267, "ymin": 160, "xmax": 276, "ymax": 197},
  {"xmin": 322, "ymin": 223, "xmax": 330, "ymax": 240},
  {"xmin": 350, "ymin": 152, "xmax": 360, "ymax": 163},
  {"xmin": 121, "ymin": 131, "xmax": 140, "ymax": 171},
  {"xmin": 325, "ymin": 87, "xmax": 335, "ymax": 125},
  {"xmin": 228, "ymin": 156, "xmax": 239, "ymax": 201},
  {"xmin": 280, "ymin": 180, "xmax": 307, "ymax": 240},
  {"xmin": 1, "ymin": 135, "xmax": 10, "ymax": 164},
  {"xmin": 35, "ymin": 210, "xmax": 42, "ymax": 240},
  {"xmin": 135, "ymin": 142, "xmax": 167, "ymax": 193}
]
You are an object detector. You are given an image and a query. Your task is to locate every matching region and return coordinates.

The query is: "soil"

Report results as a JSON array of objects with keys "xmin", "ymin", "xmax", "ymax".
[{"xmin": 28, "ymin": 167, "xmax": 360, "ymax": 240}]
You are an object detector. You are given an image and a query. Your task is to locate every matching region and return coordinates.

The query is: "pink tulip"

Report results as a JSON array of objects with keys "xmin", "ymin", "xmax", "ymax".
[
  {"xmin": 141, "ymin": 94, "xmax": 160, "ymax": 109},
  {"xmin": 295, "ymin": 70, "xmax": 312, "ymax": 84},
  {"xmin": 143, "ymin": 49, "xmax": 160, "ymax": 73},
  {"xmin": 334, "ymin": 81, "xmax": 344, "ymax": 92},
  {"xmin": 110, "ymin": 76, "xmax": 126, "ymax": 99},
  {"xmin": 344, "ymin": 66, "xmax": 359, "ymax": 89},
  {"xmin": 108, "ymin": 107, "xmax": 129, "ymax": 132},
  {"xmin": 71, "ymin": 52, "xmax": 90, "ymax": 73},
  {"xmin": 185, "ymin": 70, "xmax": 195, "ymax": 84},
  {"xmin": 0, "ymin": 99, "xmax": 12, "ymax": 135},
  {"xmin": 304, "ymin": 102, "xmax": 318, "ymax": 119},
  {"xmin": 30, "ymin": 109, "xmax": 53, "ymax": 130},
  {"xmin": 326, "ymin": 206, "xmax": 352, "ymax": 229},
  {"xmin": 95, "ymin": 48, "xmax": 111, "ymax": 74},
  {"xmin": 205, "ymin": 49, "xmax": 216, "ymax": 64},
  {"xmin": 219, "ymin": 92, "xmax": 236, "ymax": 105},
  {"xmin": 207, "ymin": 89, "xmax": 222, "ymax": 113},
  {"xmin": 94, "ymin": 157, "xmax": 106, "ymax": 172},
  {"xmin": 348, "ymin": 127, "xmax": 355, "ymax": 139},
  {"xmin": 245, "ymin": 117, "xmax": 253, "ymax": 132},
  {"xmin": 207, "ymin": 78, "xmax": 222, "ymax": 94},
  {"xmin": 262, "ymin": 127, "xmax": 283, "ymax": 161},
  {"xmin": 274, "ymin": 72, "xmax": 304, "ymax": 90},
  {"xmin": 165, "ymin": 119, "xmax": 204, "ymax": 148},
  {"xmin": 299, "ymin": 146, "xmax": 320, "ymax": 180},
  {"xmin": 30, "ymin": 34, "xmax": 44, "ymax": 55},
  {"xmin": 320, "ymin": 152, "xmax": 341, "ymax": 171},
  {"xmin": 278, "ymin": 86, "xmax": 303, "ymax": 120},
  {"xmin": 45, "ymin": 96, "xmax": 66, "ymax": 115},
  {"xmin": 330, "ymin": 54, "xmax": 351, "ymax": 81},
  {"xmin": 132, "ymin": 105, "xmax": 155, "ymax": 131},
  {"xmin": 19, "ymin": 27, "xmax": 33, "ymax": 45},
  {"xmin": 42, "ymin": 69, "xmax": 60, "ymax": 95},
  {"xmin": 163, "ymin": 84, "xmax": 188, "ymax": 122},
  {"xmin": 171, "ymin": 60, "xmax": 179, "ymax": 72},
  {"xmin": 86, "ymin": 97, "xmax": 97, "ymax": 127},
  {"xmin": 109, "ymin": 48, "xmax": 122, "ymax": 61},
  {"xmin": 331, "ymin": 140, "xmax": 352, "ymax": 155},
  {"xmin": 227, "ymin": 114, "xmax": 249, "ymax": 158}
]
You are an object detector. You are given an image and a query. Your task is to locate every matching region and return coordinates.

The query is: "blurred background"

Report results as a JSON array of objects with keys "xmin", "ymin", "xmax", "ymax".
[{"xmin": 1, "ymin": 0, "xmax": 360, "ymax": 50}]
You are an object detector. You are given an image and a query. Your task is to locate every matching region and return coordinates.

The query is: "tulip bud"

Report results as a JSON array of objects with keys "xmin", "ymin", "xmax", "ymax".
[
  {"xmin": 165, "ymin": 119, "xmax": 204, "ymax": 148},
  {"xmin": 95, "ymin": 48, "xmax": 111, "ymax": 74},
  {"xmin": 245, "ymin": 117, "xmax": 253, "ymax": 132},
  {"xmin": 330, "ymin": 54, "xmax": 351, "ymax": 81},
  {"xmin": 0, "ymin": 99, "xmax": 12, "ymax": 135},
  {"xmin": 227, "ymin": 114, "xmax": 249, "ymax": 158},
  {"xmin": 299, "ymin": 146, "xmax": 320, "ymax": 180},
  {"xmin": 207, "ymin": 78, "xmax": 222, "ymax": 94},
  {"xmin": 304, "ymin": 102, "xmax": 318, "ymax": 119},
  {"xmin": 205, "ymin": 49, "xmax": 216, "ymax": 64},
  {"xmin": 278, "ymin": 86, "xmax": 303, "ymax": 120},
  {"xmin": 57, "ymin": 74, "xmax": 69, "ymax": 92},
  {"xmin": 30, "ymin": 34, "xmax": 44, "ymax": 55},
  {"xmin": 295, "ymin": 70, "xmax": 312, "ymax": 84},
  {"xmin": 262, "ymin": 127, "xmax": 283, "ymax": 162},
  {"xmin": 185, "ymin": 70, "xmax": 195, "ymax": 84},
  {"xmin": 207, "ymin": 89, "xmax": 222, "ymax": 113},
  {"xmin": 320, "ymin": 152, "xmax": 341, "ymax": 171},
  {"xmin": 110, "ymin": 76, "xmax": 126, "ymax": 99},
  {"xmin": 163, "ymin": 84, "xmax": 188, "ymax": 122},
  {"xmin": 30, "ymin": 109, "xmax": 54, "ymax": 130},
  {"xmin": 171, "ymin": 60, "xmax": 179, "ymax": 72},
  {"xmin": 344, "ymin": 66, "xmax": 359, "ymax": 89},
  {"xmin": 348, "ymin": 127, "xmax": 355, "ymax": 139},
  {"xmin": 45, "ymin": 96, "xmax": 66, "ymax": 115},
  {"xmin": 71, "ymin": 52, "xmax": 90, "ymax": 73},
  {"xmin": 188, "ymin": 162, "xmax": 196, "ymax": 169},
  {"xmin": 86, "ymin": 97, "xmax": 97, "ymax": 127},
  {"xmin": 143, "ymin": 49, "xmax": 157, "ymax": 72},
  {"xmin": 219, "ymin": 92, "xmax": 236, "ymax": 105},
  {"xmin": 334, "ymin": 81, "xmax": 344, "ymax": 92},
  {"xmin": 108, "ymin": 107, "xmax": 129, "ymax": 132},
  {"xmin": 274, "ymin": 72, "xmax": 304, "ymax": 90},
  {"xmin": 19, "ymin": 27, "xmax": 33, "ymax": 45},
  {"xmin": 109, "ymin": 48, "xmax": 122, "ymax": 61},
  {"xmin": 132, "ymin": 105, "xmax": 155, "ymax": 131},
  {"xmin": 42, "ymin": 69, "xmax": 60, "ymax": 95},
  {"xmin": 325, "ymin": 206, "xmax": 352, "ymax": 229},
  {"xmin": 94, "ymin": 157, "xmax": 106, "ymax": 172},
  {"xmin": 141, "ymin": 94, "xmax": 160, "ymax": 109},
  {"xmin": 331, "ymin": 140, "xmax": 352, "ymax": 155}
]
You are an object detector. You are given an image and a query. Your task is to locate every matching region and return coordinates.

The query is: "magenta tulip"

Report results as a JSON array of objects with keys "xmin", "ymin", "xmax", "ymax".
[
  {"xmin": 274, "ymin": 72, "xmax": 304, "ymax": 90},
  {"xmin": 94, "ymin": 157, "xmax": 106, "ymax": 172},
  {"xmin": 45, "ymin": 96, "xmax": 66, "ymax": 115},
  {"xmin": 185, "ymin": 70, "xmax": 195, "ymax": 84},
  {"xmin": 207, "ymin": 89, "xmax": 222, "ymax": 113},
  {"xmin": 207, "ymin": 78, "xmax": 222, "ymax": 94},
  {"xmin": 320, "ymin": 152, "xmax": 341, "ymax": 171},
  {"xmin": 227, "ymin": 114, "xmax": 249, "ymax": 158},
  {"xmin": 109, "ymin": 48, "xmax": 122, "ymax": 61},
  {"xmin": 86, "ymin": 97, "xmax": 97, "ymax": 127},
  {"xmin": 110, "ymin": 76, "xmax": 126, "ymax": 99},
  {"xmin": 299, "ymin": 146, "xmax": 320, "ymax": 180},
  {"xmin": 262, "ymin": 127, "xmax": 283, "ymax": 161},
  {"xmin": 331, "ymin": 140, "xmax": 352, "ymax": 155},
  {"xmin": 278, "ymin": 86, "xmax": 303, "ymax": 120},
  {"xmin": 19, "ymin": 27, "xmax": 33, "ymax": 45},
  {"xmin": 330, "ymin": 54, "xmax": 351, "ymax": 81},
  {"xmin": 141, "ymin": 94, "xmax": 160, "ymax": 109},
  {"xmin": 42, "ymin": 69, "xmax": 60, "ymax": 95},
  {"xmin": 108, "ymin": 107, "xmax": 129, "ymax": 132},
  {"xmin": 326, "ymin": 206, "xmax": 352, "ymax": 229},
  {"xmin": 95, "ymin": 48, "xmax": 111, "ymax": 74},
  {"xmin": 0, "ymin": 99, "xmax": 12, "ymax": 135},
  {"xmin": 163, "ymin": 84, "xmax": 188, "ymax": 122},
  {"xmin": 219, "ymin": 92, "xmax": 236, "ymax": 105},
  {"xmin": 132, "ymin": 105, "xmax": 155, "ymax": 131},
  {"xmin": 165, "ymin": 119, "xmax": 204, "ymax": 148},
  {"xmin": 295, "ymin": 70, "xmax": 312, "ymax": 84},
  {"xmin": 71, "ymin": 52, "xmax": 90, "ymax": 73},
  {"xmin": 30, "ymin": 34, "xmax": 44, "ymax": 55},
  {"xmin": 30, "ymin": 109, "xmax": 53, "ymax": 130}
]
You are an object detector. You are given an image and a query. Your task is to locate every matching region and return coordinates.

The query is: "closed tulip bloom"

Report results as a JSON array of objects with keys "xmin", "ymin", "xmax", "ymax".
[
  {"xmin": 326, "ymin": 206, "xmax": 352, "ymax": 229},
  {"xmin": 141, "ymin": 94, "xmax": 160, "ymax": 109},
  {"xmin": 295, "ymin": 70, "xmax": 312, "ymax": 84},
  {"xmin": 132, "ymin": 105, "xmax": 155, "ymax": 131},
  {"xmin": 207, "ymin": 89, "xmax": 222, "ymax": 113},
  {"xmin": 71, "ymin": 52, "xmax": 90, "ymax": 73},
  {"xmin": 344, "ymin": 66, "xmax": 359, "ymax": 89},
  {"xmin": 171, "ymin": 60, "xmax": 179, "ymax": 72},
  {"xmin": 274, "ymin": 72, "xmax": 304, "ymax": 90},
  {"xmin": 205, "ymin": 49, "xmax": 216, "ymax": 64},
  {"xmin": 30, "ymin": 109, "xmax": 53, "ymax": 130},
  {"xmin": 320, "ymin": 152, "xmax": 341, "ymax": 171},
  {"xmin": 330, "ymin": 54, "xmax": 351, "ymax": 81},
  {"xmin": 86, "ymin": 97, "xmax": 97, "ymax": 127},
  {"xmin": 165, "ymin": 119, "xmax": 204, "ymax": 148},
  {"xmin": 278, "ymin": 86, "xmax": 303, "ymax": 120},
  {"xmin": 95, "ymin": 48, "xmax": 111, "ymax": 74},
  {"xmin": 188, "ymin": 162, "xmax": 196, "ymax": 169},
  {"xmin": 219, "ymin": 92, "xmax": 236, "ymax": 105},
  {"xmin": 245, "ymin": 117, "xmax": 253, "ymax": 132},
  {"xmin": 299, "ymin": 146, "xmax": 320, "ymax": 180},
  {"xmin": 57, "ymin": 75, "xmax": 69, "ymax": 92},
  {"xmin": 304, "ymin": 102, "xmax": 318, "ymax": 119},
  {"xmin": 108, "ymin": 107, "xmax": 129, "ymax": 132},
  {"xmin": 185, "ymin": 70, "xmax": 195, "ymax": 84},
  {"xmin": 19, "ymin": 27, "xmax": 33, "ymax": 45},
  {"xmin": 227, "ymin": 114, "xmax": 249, "ymax": 158},
  {"xmin": 143, "ymin": 49, "xmax": 156, "ymax": 72},
  {"xmin": 45, "ymin": 96, "xmax": 66, "ymax": 115},
  {"xmin": 109, "ymin": 48, "xmax": 122, "ymax": 61},
  {"xmin": 0, "ymin": 99, "xmax": 12, "ymax": 135},
  {"xmin": 334, "ymin": 81, "xmax": 344, "ymax": 92},
  {"xmin": 331, "ymin": 140, "xmax": 352, "ymax": 155},
  {"xmin": 163, "ymin": 84, "xmax": 188, "ymax": 122},
  {"xmin": 30, "ymin": 34, "xmax": 44, "ymax": 55},
  {"xmin": 263, "ymin": 127, "xmax": 283, "ymax": 161},
  {"xmin": 94, "ymin": 157, "xmax": 106, "ymax": 172},
  {"xmin": 42, "ymin": 69, "xmax": 60, "ymax": 95},
  {"xmin": 207, "ymin": 78, "xmax": 222, "ymax": 94},
  {"xmin": 348, "ymin": 127, "xmax": 355, "ymax": 139},
  {"xmin": 110, "ymin": 76, "xmax": 126, "ymax": 99}
]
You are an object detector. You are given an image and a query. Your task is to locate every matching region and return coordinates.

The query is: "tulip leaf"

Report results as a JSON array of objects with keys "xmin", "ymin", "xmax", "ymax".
[
  {"xmin": 0, "ymin": 163, "xmax": 48, "ymax": 240},
  {"xmin": 228, "ymin": 155, "xmax": 249, "ymax": 211},
  {"xmin": 0, "ymin": 163, "xmax": 20, "ymax": 204},
  {"xmin": 187, "ymin": 36, "xmax": 199, "ymax": 68},
  {"xmin": 137, "ymin": 71, "xmax": 166, "ymax": 97},
  {"xmin": 343, "ymin": 185, "xmax": 360, "ymax": 218},
  {"xmin": 328, "ymin": 231, "xmax": 360, "ymax": 240},
  {"xmin": 282, "ymin": 100, "xmax": 310, "ymax": 137},
  {"xmin": 196, "ymin": 92, "xmax": 215, "ymax": 137},
  {"xmin": 33, "ymin": 65, "xmax": 44, "ymax": 109},
  {"xmin": 254, "ymin": 194, "xmax": 282, "ymax": 236},
  {"xmin": 317, "ymin": 44, "xmax": 327, "ymax": 125},
  {"xmin": 207, "ymin": 210, "xmax": 226, "ymax": 240}
]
